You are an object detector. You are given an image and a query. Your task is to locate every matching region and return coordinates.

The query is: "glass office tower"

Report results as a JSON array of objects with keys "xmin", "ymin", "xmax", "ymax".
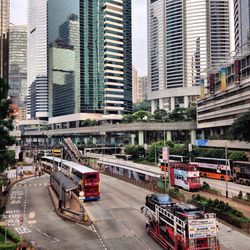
[{"xmin": 48, "ymin": 0, "xmax": 132, "ymax": 117}]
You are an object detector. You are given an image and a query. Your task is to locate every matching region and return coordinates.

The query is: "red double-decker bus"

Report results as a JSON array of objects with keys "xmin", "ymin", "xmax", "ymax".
[
  {"xmin": 169, "ymin": 162, "xmax": 200, "ymax": 191},
  {"xmin": 41, "ymin": 156, "xmax": 100, "ymax": 201}
]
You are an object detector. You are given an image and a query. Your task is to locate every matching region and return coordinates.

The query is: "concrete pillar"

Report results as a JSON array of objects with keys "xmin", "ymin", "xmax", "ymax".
[
  {"xmin": 159, "ymin": 98, "xmax": 164, "ymax": 109},
  {"xmin": 131, "ymin": 134, "xmax": 136, "ymax": 145},
  {"xmin": 170, "ymin": 97, "xmax": 175, "ymax": 111},
  {"xmin": 151, "ymin": 100, "xmax": 156, "ymax": 113},
  {"xmin": 138, "ymin": 131, "xmax": 144, "ymax": 146},
  {"xmin": 220, "ymin": 127, "xmax": 224, "ymax": 135},
  {"xmin": 167, "ymin": 131, "xmax": 172, "ymax": 141},
  {"xmin": 84, "ymin": 138, "xmax": 88, "ymax": 145},
  {"xmin": 92, "ymin": 137, "xmax": 97, "ymax": 145},
  {"xmin": 184, "ymin": 96, "xmax": 189, "ymax": 108},
  {"xmin": 191, "ymin": 130, "xmax": 196, "ymax": 145},
  {"xmin": 210, "ymin": 129, "xmax": 214, "ymax": 136},
  {"xmin": 111, "ymin": 137, "xmax": 115, "ymax": 145},
  {"xmin": 201, "ymin": 130, "xmax": 205, "ymax": 139}
]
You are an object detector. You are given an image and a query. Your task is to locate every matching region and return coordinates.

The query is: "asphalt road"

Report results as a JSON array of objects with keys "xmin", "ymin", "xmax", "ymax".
[
  {"xmin": 4, "ymin": 174, "xmax": 250, "ymax": 249},
  {"xmin": 201, "ymin": 177, "xmax": 250, "ymax": 198},
  {"xmin": 4, "ymin": 175, "xmax": 105, "ymax": 250},
  {"xmin": 84, "ymin": 174, "xmax": 250, "ymax": 250}
]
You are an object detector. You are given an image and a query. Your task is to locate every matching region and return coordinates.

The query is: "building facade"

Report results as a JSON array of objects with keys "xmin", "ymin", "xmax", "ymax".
[
  {"xmin": 0, "ymin": 0, "xmax": 9, "ymax": 81},
  {"xmin": 132, "ymin": 66, "xmax": 147, "ymax": 103},
  {"xmin": 48, "ymin": 0, "xmax": 132, "ymax": 118},
  {"xmin": 27, "ymin": 0, "xmax": 48, "ymax": 120},
  {"xmin": 9, "ymin": 25, "xmax": 27, "ymax": 119},
  {"xmin": 234, "ymin": 0, "xmax": 250, "ymax": 52},
  {"xmin": 197, "ymin": 53, "xmax": 250, "ymax": 138},
  {"xmin": 147, "ymin": 0, "xmax": 230, "ymax": 112}
]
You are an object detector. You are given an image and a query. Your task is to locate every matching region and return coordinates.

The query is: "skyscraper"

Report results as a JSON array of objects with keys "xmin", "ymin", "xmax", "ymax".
[
  {"xmin": 0, "ymin": 0, "xmax": 9, "ymax": 81},
  {"xmin": 234, "ymin": 0, "xmax": 250, "ymax": 51},
  {"xmin": 27, "ymin": 0, "xmax": 48, "ymax": 120},
  {"xmin": 9, "ymin": 25, "xmax": 27, "ymax": 119},
  {"xmin": 48, "ymin": 0, "xmax": 132, "ymax": 118},
  {"xmin": 148, "ymin": 0, "xmax": 230, "ymax": 112}
]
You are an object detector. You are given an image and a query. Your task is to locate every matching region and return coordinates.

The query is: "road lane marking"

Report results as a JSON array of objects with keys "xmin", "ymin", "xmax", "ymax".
[
  {"xmin": 42, "ymin": 233, "xmax": 49, "ymax": 238},
  {"xmin": 50, "ymin": 237, "xmax": 60, "ymax": 244},
  {"xmin": 81, "ymin": 203, "xmax": 97, "ymax": 222},
  {"xmin": 76, "ymin": 223, "xmax": 96, "ymax": 233}
]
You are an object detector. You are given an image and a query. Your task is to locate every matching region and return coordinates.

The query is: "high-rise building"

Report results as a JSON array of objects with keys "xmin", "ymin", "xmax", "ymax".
[
  {"xmin": 9, "ymin": 25, "xmax": 27, "ymax": 119},
  {"xmin": 132, "ymin": 66, "xmax": 147, "ymax": 103},
  {"xmin": 0, "ymin": 0, "xmax": 9, "ymax": 81},
  {"xmin": 48, "ymin": 0, "xmax": 132, "ymax": 118},
  {"xmin": 27, "ymin": 0, "xmax": 48, "ymax": 120},
  {"xmin": 138, "ymin": 76, "xmax": 148, "ymax": 101},
  {"xmin": 148, "ymin": 0, "xmax": 230, "ymax": 112},
  {"xmin": 234, "ymin": 0, "xmax": 250, "ymax": 51}
]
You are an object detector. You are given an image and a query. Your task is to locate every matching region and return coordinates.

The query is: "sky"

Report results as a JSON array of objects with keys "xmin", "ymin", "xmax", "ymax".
[{"xmin": 10, "ymin": 0, "xmax": 148, "ymax": 77}]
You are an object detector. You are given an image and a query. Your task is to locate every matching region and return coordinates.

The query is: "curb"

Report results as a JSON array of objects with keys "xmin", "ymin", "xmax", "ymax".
[{"xmin": 47, "ymin": 186, "xmax": 91, "ymax": 225}]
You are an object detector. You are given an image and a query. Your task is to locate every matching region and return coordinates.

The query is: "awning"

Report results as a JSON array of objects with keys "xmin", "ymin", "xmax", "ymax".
[{"xmin": 51, "ymin": 172, "xmax": 78, "ymax": 192}]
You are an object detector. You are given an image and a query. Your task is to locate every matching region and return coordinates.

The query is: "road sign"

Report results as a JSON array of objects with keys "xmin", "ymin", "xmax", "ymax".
[
  {"xmin": 79, "ymin": 191, "xmax": 85, "ymax": 201},
  {"xmin": 162, "ymin": 147, "xmax": 169, "ymax": 162},
  {"xmin": 19, "ymin": 217, "xmax": 23, "ymax": 226}
]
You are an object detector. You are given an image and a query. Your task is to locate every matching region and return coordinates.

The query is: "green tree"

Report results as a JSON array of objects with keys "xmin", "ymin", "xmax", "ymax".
[
  {"xmin": 153, "ymin": 109, "xmax": 168, "ymax": 121},
  {"xmin": 168, "ymin": 108, "xmax": 185, "ymax": 121},
  {"xmin": 133, "ymin": 100, "xmax": 150, "ymax": 112},
  {"xmin": 228, "ymin": 110, "xmax": 250, "ymax": 142},
  {"xmin": 132, "ymin": 110, "xmax": 152, "ymax": 121},
  {"xmin": 0, "ymin": 78, "xmax": 16, "ymax": 172},
  {"xmin": 124, "ymin": 145, "xmax": 145, "ymax": 159}
]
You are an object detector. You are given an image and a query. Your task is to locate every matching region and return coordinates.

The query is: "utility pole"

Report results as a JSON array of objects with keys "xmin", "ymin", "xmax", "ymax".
[
  {"xmin": 225, "ymin": 141, "xmax": 228, "ymax": 198},
  {"xmin": 59, "ymin": 147, "xmax": 63, "ymax": 209}
]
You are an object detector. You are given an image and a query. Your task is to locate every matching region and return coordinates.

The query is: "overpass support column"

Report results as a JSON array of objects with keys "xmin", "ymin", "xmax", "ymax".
[
  {"xmin": 138, "ymin": 131, "xmax": 144, "ymax": 146},
  {"xmin": 201, "ymin": 130, "xmax": 205, "ymax": 139},
  {"xmin": 167, "ymin": 131, "xmax": 172, "ymax": 141},
  {"xmin": 184, "ymin": 96, "xmax": 189, "ymax": 108},
  {"xmin": 191, "ymin": 130, "xmax": 196, "ymax": 145},
  {"xmin": 159, "ymin": 98, "xmax": 164, "ymax": 110},
  {"xmin": 131, "ymin": 134, "xmax": 136, "ymax": 146},
  {"xmin": 92, "ymin": 137, "xmax": 97, "ymax": 145},
  {"xmin": 151, "ymin": 100, "xmax": 156, "ymax": 113},
  {"xmin": 170, "ymin": 97, "xmax": 175, "ymax": 111}
]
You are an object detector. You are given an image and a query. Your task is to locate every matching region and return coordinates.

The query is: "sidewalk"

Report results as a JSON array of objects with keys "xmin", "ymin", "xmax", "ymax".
[
  {"xmin": 200, "ymin": 191, "xmax": 250, "ymax": 218},
  {"xmin": 182, "ymin": 189, "xmax": 250, "ymax": 218}
]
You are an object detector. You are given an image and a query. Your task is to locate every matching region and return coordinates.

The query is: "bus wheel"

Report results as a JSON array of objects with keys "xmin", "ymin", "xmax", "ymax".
[
  {"xmin": 240, "ymin": 180, "xmax": 244, "ymax": 185},
  {"xmin": 204, "ymin": 173, "xmax": 207, "ymax": 178},
  {"xmin": 221, "ymin": 176, "xmax": 225, "ymax": 181},
  {"xmin": 245, "ymin": 181, "xmax": 250, "ymax": 186}
]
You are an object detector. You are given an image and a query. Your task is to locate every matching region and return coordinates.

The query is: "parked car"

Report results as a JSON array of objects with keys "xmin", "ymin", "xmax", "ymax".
[
  {"xmin": 146, "ymin": 193, "xmax": 175, "ymax": 211},
  {"xmin": 171, "ymin": 203, "xmax": 204, "ymax": 219}
]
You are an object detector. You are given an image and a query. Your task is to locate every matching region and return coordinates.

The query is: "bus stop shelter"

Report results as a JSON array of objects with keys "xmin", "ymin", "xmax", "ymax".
[{"xmin": 50, "ymin": 172, "xmax": 78, "ymax": 208}]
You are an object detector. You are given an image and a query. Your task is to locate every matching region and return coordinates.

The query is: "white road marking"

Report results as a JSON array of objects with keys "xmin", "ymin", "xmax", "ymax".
[
  {"xmin": 50, "ymin": 237, "xmax": 60, "ymax": 244},
  {"xmin": 15, "ymin": 226, "xmax": 32, "ymax": 234},
  {"xmin": 42, "ymin": 233, "xmax": 49, "ymax": 237},
  {"xmin": 76, "ymin": 223, "xmax": 96, "ymax": 233}
]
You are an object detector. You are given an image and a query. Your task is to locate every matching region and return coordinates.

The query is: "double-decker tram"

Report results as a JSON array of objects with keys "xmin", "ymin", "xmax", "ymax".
[
  {"xmin": 192, "ymin": 157, "xmax": 231, "ymax": 181},
  {"xmin": 169, "ymin": 162, "xmax": 200, "ymax": 191},
  {"xmin": 159, "ymin": 155, "xmax": 189, "ymax": 171},
  {"xmin": 41, "ymin": 156, "xmax": 100, "ymax": 201},
  {"xmin": 233, "ymin": 161, "xmax": 250, "ymax": 186}
]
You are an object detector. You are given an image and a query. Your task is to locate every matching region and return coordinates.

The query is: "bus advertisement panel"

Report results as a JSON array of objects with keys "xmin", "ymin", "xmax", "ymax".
[{"xmin": 192, "ymin": 157, "xmax": 231, "ymax": 181}]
